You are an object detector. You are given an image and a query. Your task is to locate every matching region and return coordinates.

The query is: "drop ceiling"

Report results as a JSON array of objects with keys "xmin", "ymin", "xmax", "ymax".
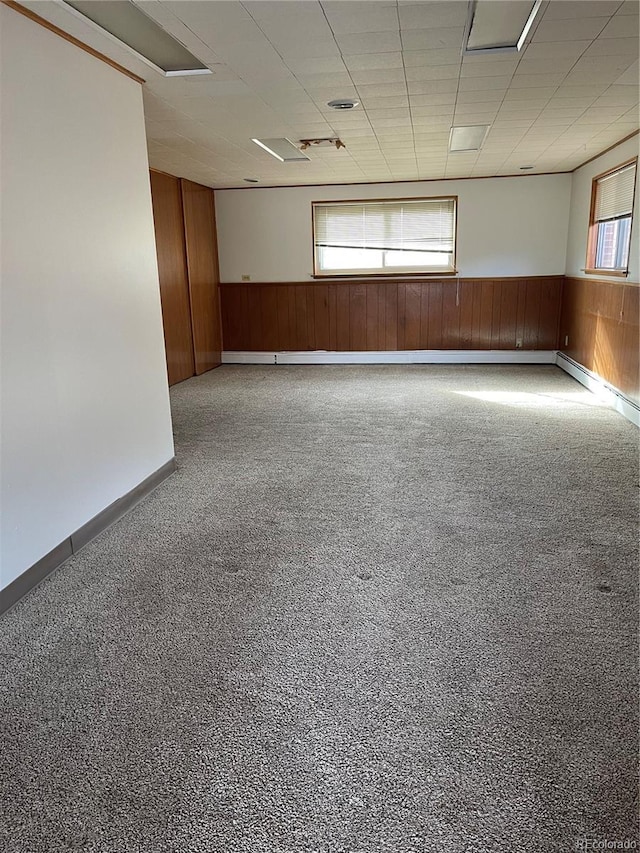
[{"xmin": 17, "ymin": 0, "xmax": 640, "ymax": 188}]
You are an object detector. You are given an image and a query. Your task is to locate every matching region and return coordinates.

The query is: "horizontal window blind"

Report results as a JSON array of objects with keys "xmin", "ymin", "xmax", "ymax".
[
  {"xmin": 314, "ymin": 198, "xmax": 455, "ymax": 253},
  {"xmin": 594, "ymin": 162, "xmax": 636, "ymax": 222}
]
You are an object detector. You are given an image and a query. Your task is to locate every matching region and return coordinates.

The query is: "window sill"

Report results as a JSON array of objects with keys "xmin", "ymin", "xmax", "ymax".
[
  {"xmin": 311, "ymin": 270, "xmax": 459, "ymax": 280},
  {"xmin": 582, "ymin": 268, "xmax": 629, "ymax": 278}
]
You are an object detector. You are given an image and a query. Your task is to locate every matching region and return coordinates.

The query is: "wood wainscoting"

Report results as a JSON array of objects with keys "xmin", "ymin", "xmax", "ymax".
[
  {"xmin": 220, "ymin": 276, "xmax": 563, "ymax": 353},
  {"xmin": 560, "ymin": 277, "xmax": 639, "ymax": 405}
]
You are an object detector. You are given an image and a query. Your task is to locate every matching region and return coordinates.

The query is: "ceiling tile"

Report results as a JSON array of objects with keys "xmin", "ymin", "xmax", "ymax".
[
  {"xmin": 403, "ymin": 49, "xmax": 461, "ymax": 67},
  {"xmin": 356, "ymin": 82, "xmax": 410, "ymax": 98},
  {"xmin": 460, "ymin": 60, "xmax": 519, "ymax": 78},
  {"xmin": 594, "ymin": 85, "xmax": 640, "ymax": 106},
  {"xmin": 405, "ymin": 65, "xmax": 461, "ymax": 82},
  {"xmin": 515, "ymin": 57, "xmax": 578, "ymax": 76},
  {"xmin": 366, "ymin": 107, "xmax": 411, "ymax": 119},
  {"xmin": 503, "ymin": 87, "xmax": 559, "ymax": 102},
  {"xmin": 541, "ymin": 1, "xmax": 621, "ymax": 19},
  {"xmin": 398, "ymin": 2, "xmax": 469, "ymax": 29},
  {"xmin": 598, "ymin": 14, "xmax": 640, "ymax": 39},
  {"xmin": 533, "ymin": 17, "xmax": 611, "ymax": 42},
  {"xmin": 409, "ymin": 93, "xmax": 456, "ymax": 106},
  {"xmin": 343, "ymin": 52, "xmax": 404, "ymax": 71},
  {"xmin": 554, "ymin": 84, "xmax": 611, "ymax": 98},
  {"xmin": 455, "ymin": 91, "xmax": 503, "ymax": 105},
  {"xmin": 335, "ymin": 31, "xmax": 402, "ymax": 55},
  {"xmin": 359, "ymin": 97, "xmax": 409, "ymax": 111},
  {"xmin": 243, "ymin": 1, "xmax": 324, "ymax": 20},
  {"xmin": 322, "ymin": 3, "xmax": 399, "ymax": 34},
  {"xmin": 510, "ymin": 74, "xmax": 568, "ymax": 88},
  {"xmin": 401, "ymin": 27, "xmax": 465, "ymax": 51},
  {"xmin": 350, "ymin": 67, "xmax": 407, "ymax": 85},
  {"xmin": 277, "ymin": 40, "xmax": 342, "ymax": 60},
  {"xmin": 500, "ymin": 100, "xmax": 550, "ymax": 113},
  {"xmin": 412, "ymin": 104, "xmax": 456, "ymax": 117},
  {"xmin": 615, "ymin": 59, "xmax": 639, "ymax": 82},
  {"xmin": 521, "ymin": 40, "xmax": 592, "ymax": 60},
  {"xmin": 408, "ymin": 79, "xmax": 459, "ymax": 95},
  {"xmin": 584, "ymin": 37, "xmax": 639, "ymax": 57},
  {"xmin": 295, "ymin": 71, "xmax": 354, "ymax": 89},
  {"xmin": 458, "ymin": 76, "xmax": 511, "ymax": 92}
]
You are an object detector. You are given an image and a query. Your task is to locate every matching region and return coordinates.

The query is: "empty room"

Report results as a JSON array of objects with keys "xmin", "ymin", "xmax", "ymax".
[{"xmin": 1, "ymin": 0, "xmax": 638, "ymax": 851}]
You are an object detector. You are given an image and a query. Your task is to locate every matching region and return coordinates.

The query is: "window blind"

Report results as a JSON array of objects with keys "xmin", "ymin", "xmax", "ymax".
[
  {"xmin": 594, "ymin": 162, "xmax": 636, "ymax": 222},
  {"xmin": 314, "ymin": 199, "xmax": 456, "ymax": 254}
]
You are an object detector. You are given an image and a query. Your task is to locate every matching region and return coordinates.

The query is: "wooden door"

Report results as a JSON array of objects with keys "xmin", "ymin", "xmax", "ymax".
[
  {"xmin": 149, "ymin": 170, "xmax": 195, "ymax": 385},
  {"xmin": 181, "ymin": 179, "xmax": 222, "ymax": 373}
]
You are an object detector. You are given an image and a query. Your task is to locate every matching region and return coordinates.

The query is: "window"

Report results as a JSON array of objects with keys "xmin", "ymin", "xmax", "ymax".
[
  {"xmin": 312, "ymin": 197, "xmax": 457, "ymax": 277},
  {"xmin": 587, "ymin": 159, "xmax": 636, "ymax": 275}
]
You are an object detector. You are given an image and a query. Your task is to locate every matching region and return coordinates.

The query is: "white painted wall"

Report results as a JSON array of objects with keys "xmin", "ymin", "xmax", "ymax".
[
  {"xmin": 565, "ymin": 135, "xmax": 640, "ymax": 282},
  {"xmin": 0, "ymin": 6, "xmax": 175, "ymax": 591},
  {"xmin": 215, "ymin": 173, "xmax": 572, "ymax": 282}
]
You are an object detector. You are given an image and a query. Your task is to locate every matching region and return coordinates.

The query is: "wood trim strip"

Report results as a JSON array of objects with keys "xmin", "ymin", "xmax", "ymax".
[
  {"xmin": 0, "ymin": 458, "xmax": 176, "ymax": 616},
  {"xmin": 219, "ymin": 275, "xmax": 565, "ymax": 288},
  {"xmin": 215, "ymin": 171, "xmax": 573, "ymax": 192},
  {"xmin": 568, "ymin": 276, "xmax": 639, "ymax": 288},
  {"xmin": 572, "ymin": 130, "xmax": 640, "ymax": 173},
  {"xmin": 1, "ymin": 0, "xmax": 145, "ymax": 84}
]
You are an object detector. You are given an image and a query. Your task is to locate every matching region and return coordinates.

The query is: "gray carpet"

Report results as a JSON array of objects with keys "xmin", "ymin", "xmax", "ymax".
[{"xmin": 0, "ymin": 365, "xmax": 638, "ymax": 853}]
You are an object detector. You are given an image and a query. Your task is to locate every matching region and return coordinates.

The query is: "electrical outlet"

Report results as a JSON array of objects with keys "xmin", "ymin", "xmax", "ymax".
[
  {"xmin": 564, "ymin": 335, "xmax": 569, "ymax": 346},
  {"xmin": 515, "ymin": 337, "xmax": 522, "ymax": 349},
  {"xmin": 241, "ymin": 274, "xmax": 251, "ymax": 281}
]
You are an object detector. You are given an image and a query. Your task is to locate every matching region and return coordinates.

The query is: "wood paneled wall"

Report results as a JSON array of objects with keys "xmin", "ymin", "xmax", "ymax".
[
  {"xmin": 560, "ymin": 277, "xmax": 639, "ymax": 404},
  {"xmin": 220, "ymin": 277, "xmax": 563, "ymax": 353},
  {"xmin": 149, "ymin": 171, "xmax": 194, "ymax": 385},
  {"xmin": 149, "ymin": 171, "xmax": 221, "ymax": 385}
]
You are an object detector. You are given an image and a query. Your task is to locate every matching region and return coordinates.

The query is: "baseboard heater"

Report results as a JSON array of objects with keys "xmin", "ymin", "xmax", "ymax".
[
  {"xmin": 222, "ymin": 350, "xmax": 558, "ymax": 365},
  {"xmin": 555, "ymin": 352, "xmax": 639, "ymax": 427}
]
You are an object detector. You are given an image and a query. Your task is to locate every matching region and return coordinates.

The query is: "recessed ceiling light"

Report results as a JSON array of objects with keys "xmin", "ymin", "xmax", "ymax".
[
  {"xmin": 463, "ymin": 0, "xmax": 542, "ymax": 55},
  {"xmin": 252, "ymin": 138, "xmax": 310, "ymax": 162},
  {"xmin": 520, "ymin": 165, "xmax": 534, "ymax": 170},
  {"xmin": 243, "ymin": 178, "xmax": 259, "ymax": 183},
  {"xmin": 327, "ymin": 99, "xmax": 359, "ymax": 110},
  {"xmin": 449, "ymin": 125, "xmax": 491, "ymax": 152},
  {"xmin": 64, "ymin": 0, "xmax": 210, "ymax": 74}
]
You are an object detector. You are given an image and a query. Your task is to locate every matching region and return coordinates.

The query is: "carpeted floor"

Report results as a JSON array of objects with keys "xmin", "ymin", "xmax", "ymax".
[{"xmin": 0, "ymin": 365, "xmax": 638, "ymax": 853}]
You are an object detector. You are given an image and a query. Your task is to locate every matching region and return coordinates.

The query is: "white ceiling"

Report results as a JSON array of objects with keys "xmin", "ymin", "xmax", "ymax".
[{"xmin": 19, "ymin": 0, "xmax": 640, "ymax": 188}]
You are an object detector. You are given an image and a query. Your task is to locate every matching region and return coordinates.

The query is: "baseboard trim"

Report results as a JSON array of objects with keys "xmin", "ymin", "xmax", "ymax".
[
  {"xmin": 222, "ymin": 350, "xmax": 558, "ymax": 365},
  {"xmin": 556, "ymin": 353, "xmax": 639, "ymax": 427},
  {"xmin": 0, "ymin": 457, "xmax": 177, "ymax": 616}
]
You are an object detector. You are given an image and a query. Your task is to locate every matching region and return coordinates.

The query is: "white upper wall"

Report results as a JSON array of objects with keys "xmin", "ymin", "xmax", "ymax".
[
  {"xmin": 0, "ymin": 6, "xmax": 175, "ymax": 590},
  {"xmin": 215, "ymin": 173, "xmax": 572, "ymax": 282},
  {"xmin": 565, "ymin": 134, "xmax": 640, "ymax": 282}
]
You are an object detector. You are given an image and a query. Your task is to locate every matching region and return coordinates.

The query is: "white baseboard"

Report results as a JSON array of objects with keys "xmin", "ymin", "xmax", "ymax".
[
  {"xmin": 556, "ymin": 352, "xmax": 639, "ymax": 427},
  {"xmin": 222, "ymin": 350, "xmax": 557, "ymax": 365}
]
